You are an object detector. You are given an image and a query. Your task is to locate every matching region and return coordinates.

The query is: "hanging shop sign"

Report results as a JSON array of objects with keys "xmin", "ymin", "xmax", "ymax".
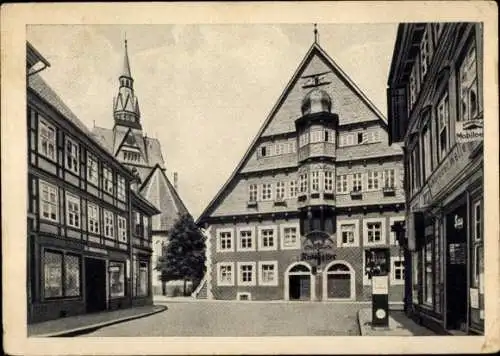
[
  {"xmin": 456, "ymin": 118, "xmax": 483, "ymax": 143},
  {"xmin": 301, "ymin": 230, "xmax": 335, "ymax": 266}
]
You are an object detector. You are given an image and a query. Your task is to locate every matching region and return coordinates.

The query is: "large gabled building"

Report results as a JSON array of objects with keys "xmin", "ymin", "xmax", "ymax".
[
  {"xmin": 91, "ymin": 40, "xmax": 190, "ymax": 295},
  {"xmin": 195, "ymin": 36, "xmax": 406, "ymax": 302}
]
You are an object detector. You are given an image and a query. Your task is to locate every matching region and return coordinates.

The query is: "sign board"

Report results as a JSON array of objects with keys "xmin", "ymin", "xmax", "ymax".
[
  {"xmin": 372, "ymin": 275, "xmax": 389, "ymax": 295},
  {"xmin": 456, "ymin": 119, "xmax": 483, "ymax": 142}
]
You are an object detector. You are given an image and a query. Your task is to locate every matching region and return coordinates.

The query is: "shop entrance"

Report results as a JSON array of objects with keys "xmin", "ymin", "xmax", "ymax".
[
  {"xmin": 85, "ymin": 258, "xmax": 107, "ymax": 313},
  {"xmin": 445, "ymin": 204, "xmax": 468, "ymax": 331},
  {"xmin": 287, "ymin": 263, "xmax": 313, "ymax": 300}
]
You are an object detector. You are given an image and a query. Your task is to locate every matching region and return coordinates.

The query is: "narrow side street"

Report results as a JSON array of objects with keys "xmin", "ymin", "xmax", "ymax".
[{"xmin": 82, "ymin": 301, "xmax": 363, "ymax": 336}]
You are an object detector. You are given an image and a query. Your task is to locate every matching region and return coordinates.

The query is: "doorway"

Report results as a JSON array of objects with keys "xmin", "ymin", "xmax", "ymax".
[
  {"xmin": 85, "ymin": 258, "xmax": 107, "ymax": 313},
  {"xmin": 445, "ymin": 204, "xmax": 468, "ymax": 331},
  {"xmin": 287, "ymin": 263, "xmax": 313, "ymax": 300}
]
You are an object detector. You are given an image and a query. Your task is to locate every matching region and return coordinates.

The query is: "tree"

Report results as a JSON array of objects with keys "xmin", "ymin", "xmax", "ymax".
[{"xmin": 156, "ymin": 213, "xmax": 206, "ymax": 296}]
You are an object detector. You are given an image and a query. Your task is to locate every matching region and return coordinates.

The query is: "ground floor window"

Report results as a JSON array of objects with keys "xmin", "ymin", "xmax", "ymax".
[
  {"xmin": 422, "ymin": 240, "xmax": 434, "ymax": 306},
  {"xmin": 324, "ymin": 262, "xmax": 353, "ymax": 300},
  {"xmin": 412, "ymin": 252, "xmax": 419, "ymax": 304},
  {"xmin": 43, "ymin": 250, "xmax": 81, "ymax": 299},
  {"xmin": 137, "ymin": 261, "xmax": 149, "ymax": 297},
  {"xmin": 109, "ymin": 261, "xmax": 125, "ymax": 298}
]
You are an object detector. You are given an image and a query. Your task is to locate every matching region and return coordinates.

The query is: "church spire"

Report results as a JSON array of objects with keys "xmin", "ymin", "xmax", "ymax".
[
  {"xmin": 113, "ymin": 37, "xmax": 141, "ymax": 130},
  {"xmin": 122, "ymin": 37, "xmax": 132, "ymax": 78}
]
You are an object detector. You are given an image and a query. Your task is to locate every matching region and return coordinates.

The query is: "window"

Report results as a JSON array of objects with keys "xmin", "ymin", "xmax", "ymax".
[
  {"xmin": 474, "ymin": 200, "xmax": 482, "ymax": 242},
  {"xmin": 310, "ymin": 129, "xmax": 323, "ymax": 143},
  {"xmin": 87, "ymin": 203, "xmax": 100, "ymax": 234},
  {"xmin": 238, "ymin": 228, "xmax": 254, "ymax": 251},
  {"xmin": 391, "ymin": 257, "xmax": 405, "ymax": 285},
  {"xmin": 281, "ymin": 224, "xmax": 300, "ymax": 249},
  {"xmin": 289, "ymin": 180, "xmax": 297, "ymax": 198},
  {"xmin": 104, "ymin": 210, "xmax": 115, "ymax": 238},
  {"xmin": 109, "ymin": 262, "xmax": 125, "ymax": 298},
  {"xmin": 38, "ymin": 118, "xmax": 56, "ymax": 161},
  {"xmin": 43, "ymin": 250, "xmax": 81, "ymax": 299},
  {"xmin": 124, "ymin": 150, "xmax": 140, "ymax": 162},
  {"xmin": 364, "ymin": 218, "xmax": 385, "ymax": 245},
  {"xmin": 134, "ymin": 211, "xmax": 142, "ymax": 236},
  {"xmin": 143, "ymin": 216, "xmax": 150, "ymax": 240},
  {"xmin": 436, "ymin": 93, "xmax": 449, "ymax": 162},
  {"xmin": 39, "ymin": 180, "xmax": 59, "ymax": 222},
  {"xmin": 276, "ymin": 181, "xmax": 286, "ymax": 200},
  {"xmin": 238, "ymin": 262, "xmax": 256, "ymax": 286},
  {"xmin": 420, "ymin": 28, "xmax": 431, "ymax": 80},
  {"xmin": 66, "ymin": 193, "xmax": 80, "ymax": 229},
  {"xmin": 422, "ymin": 123, "xmax": 432, "ymax": 180},
  {"xmin": 409, "ymin": 66, "xmax": 417, "ymax": 108},
  {"xmin": 367, "ymin": 171, "xmax": 380, "ymax": 191},
  {"xmin": 117, "ymin": 175, "xmax": 126, "ymax": 201},
  {"xmin": 410, "ymin": 143, "xmax": 421, "ymax": 192},
  {"xmin": 311, "ymin": 171, "xmax": 320, "ymax": 192},
  {"xmin": 103, "ymin": 166, "xmax": 114, "ymax": 194},
  {"xmin": 258, "ymin": 226, "xmax": 277, "ymax": 251},
  {"xmin": 423, "ymin": 241, "xmax": 433, "ymax": 306},
  {"xmin": 217, "ymin": 262, "xmax": 235, "ymax": 286},
  {"xmin": 336, "ymin": 174, "xmax": 348, "ymax": 194},
  {"xmin": 299, "ymin": 130, "xmax": 309, "ymax": 147},
  {"xmin": 472, "ymin": 200, "xmax": 483, "ymax": 291},
  {"xmin": 217, "ymin": 228, "xmax": 233, "ymax": 252},
  {"xmin": 459, "ymin": 42, "xmax": 479, "ymax": 121},
  {"xmin": 117, "ymin": 216, "xmax": 127, "ymax": 243},
  {"xmin": 352, "ymin": 173, "xmax": 362, "ymax": 192},
  {"xmin": 65, "ymin": 137, "xmax": 79, "ymax": 174},
  {"xmin": 259, "ymin": 261, "xmax": 278, "ymax": 286},
  {"xmin": 87, "ymin": 155, "xmax": 99, "ymax": 186},
  {"xmin": 324, "ymin": 171, "xmax": 334, "ymax": 193},
  {"xmin": 340, "ymin": 134, "xmax": 354, "ymax": 147},
  {"xmin": 260, "ymin": 146, "xmax": 267, "ymax": 157},
  {"xmin": 299, "ymin": 173, "xmax": 308, "ymax": 193},
  {"xmin": 248, "ymin": 184, "xmax": 258, "ymax": 202},
  {"xmin": 337, "ymin": 220, "xmax": 359, "ymax": 247},
  {"xmin": 43, "ymin": 250, "xmax": 63, "ymax": 298},
  {"xmin": 261, "ymin": 183, "xmax": 272, "ymax": 201},
  {"xmin": 357, "ymin": 132, "xmax": 364, "ymax": 144},
  {"xmin": 383, "ymin": 169, "xmax": 395, "ymax": 189}
]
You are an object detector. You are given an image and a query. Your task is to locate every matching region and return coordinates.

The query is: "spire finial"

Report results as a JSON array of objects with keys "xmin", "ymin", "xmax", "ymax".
[
  {"xmin": 314, "ymin": 23, "xmax": 319, "ymax": 43},
  {"xmin": 121, "ymin": 34, "xmax": 132, "ymax": 78}
]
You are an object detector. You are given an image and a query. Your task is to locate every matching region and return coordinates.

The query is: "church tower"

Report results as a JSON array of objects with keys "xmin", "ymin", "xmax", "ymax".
[{"xmin": 113, "ymin": 39, "xmax": 142, "ymax": 131}]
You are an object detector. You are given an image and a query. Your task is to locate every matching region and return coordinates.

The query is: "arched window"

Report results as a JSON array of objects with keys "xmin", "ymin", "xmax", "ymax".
[{"xmin": 323, "ymin": 261, "xmax": 355, "ymax": 300}]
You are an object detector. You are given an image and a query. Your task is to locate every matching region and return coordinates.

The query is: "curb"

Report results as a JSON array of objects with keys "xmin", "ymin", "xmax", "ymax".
[{"xmin": 32, "ymin": 305, "xmax": 168, "ymax": 338}]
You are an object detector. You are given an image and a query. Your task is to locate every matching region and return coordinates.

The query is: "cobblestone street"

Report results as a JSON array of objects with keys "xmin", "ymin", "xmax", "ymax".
[{"xmin": 82, "ymin": 301, "xmax": 365, "ymax": 336}]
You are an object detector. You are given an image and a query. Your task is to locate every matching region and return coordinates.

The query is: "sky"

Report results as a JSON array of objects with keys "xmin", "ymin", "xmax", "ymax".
[{"xmin": 27, "ymin": 24, "xmax": 398, "ymax": 220}]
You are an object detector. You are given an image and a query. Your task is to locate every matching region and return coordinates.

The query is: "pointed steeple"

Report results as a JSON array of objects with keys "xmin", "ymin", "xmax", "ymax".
[
  {"xmin": 113, "ymin": 37, "xmax": 141, "ymax": 130},
  {"xmin": 122, "ymin": 38, "xmax": 132, "ymax": 78}
]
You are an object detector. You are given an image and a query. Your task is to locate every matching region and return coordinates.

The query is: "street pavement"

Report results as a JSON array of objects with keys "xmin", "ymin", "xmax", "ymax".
[{"xmin": 82, "ymin": 300, "xmax": 365, "ymax": 336}]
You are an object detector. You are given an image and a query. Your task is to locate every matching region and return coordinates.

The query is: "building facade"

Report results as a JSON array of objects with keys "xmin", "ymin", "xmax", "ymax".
[
  {"xmin": 196, "ymin": 39, "xmax": 406, "ymax": 302},
  {"xmin": 27, "ymin": 42, "xmax": 159, "ymax": 323},
  {"xmin": 91, "ymin": 40, "xmax": 190, "ymax": 295},
  {"xmin": 387, "ymin": 23, "xmax": 484, "ymax": 334}
]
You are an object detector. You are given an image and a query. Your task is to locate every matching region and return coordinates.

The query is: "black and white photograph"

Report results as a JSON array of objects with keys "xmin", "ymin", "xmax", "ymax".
[{"xmin": 2, "ymin": 2, "xmax": 498, "ymax": 355}]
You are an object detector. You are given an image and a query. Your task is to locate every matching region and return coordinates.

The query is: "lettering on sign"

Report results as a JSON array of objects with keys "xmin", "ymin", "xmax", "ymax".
[
  {"xmin": 301, "ymin": 252, "xmax": 336, "ymax": 262},
  {"xmin": 456, "ymin": 119, "xmax": 483, "ymax": 143},
  {"xmin": 372, "ymin": 275, "xmax": 389, "ymax": 295}
]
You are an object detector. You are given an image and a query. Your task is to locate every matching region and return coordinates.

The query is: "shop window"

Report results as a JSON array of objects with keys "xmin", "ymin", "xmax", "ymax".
[
  {"xmin": 422, "ymin": 241, "xmax": 434, "ymax": 306},
  {"xmin": 217, "ymin": 262, "xmax": 234, "ymax": 286},
  {"xmin": 38, "ymin": 117, "xmax": 57, "ymax": 161},
  {"xmin": 43, "ymin": 250, "xmax": 81, "ymax": 299},
  {"xmin": 216, "ymin": 228, "xmax": 234, "ymax": 252},
  {"xmin": 238, "ymin": 228, "xmax": 254, "ymax": 251},
  {"xmin": 65, "ymin": 137, "xmax": 79, "ymax": 174},
  {"xmin": 458, "ymin": 41, "xmax": 479, "ymax": 121},
  {"xmin": 87, "ymin": 203, "xmax": 100, "ymax": 234},
  {"xmin": 87, "ymin": 154, "xmax": 99, "ymax": 186},
  {"xmin": 258, "ymin": 226, "xmax": 277, "ymax": 251},
  {"xmin": 66, "ymin": 193, "xmax": 81, "ymax": 229},
  {"xmin": 472, "ymin": 200, "xmax": 483, "ymax": 290},
  {"xmin": 109, "ymin": 262, "xmax": 125, "ymax": 298},
  {"xmin": 281, "ymin": 224, "xmax": 300, "ymax": 250},
  {"xmin": 261, "ymin": 183, "xmax": 272, "ymax": 201},
  {"xmin": 259, "ymin": 261, "xmax": 278, "ymax": 286},
  {"xmin": 412, "ymin": 252, "xmax": 420, "ymax": 304},
  {"xmin": 238, "ymin": 262, "xmax": 256, "ymax": 286},
  {"xmin": 39, "ymin": 180, "xmax": 59, "ymax": 222},
  {"xmin": 336, "ymin": 174, "xmax": 348, "ymax": 194},
  {"xmin": 137, "ymin": 261, "xmax": 149, "ymax": 297}
]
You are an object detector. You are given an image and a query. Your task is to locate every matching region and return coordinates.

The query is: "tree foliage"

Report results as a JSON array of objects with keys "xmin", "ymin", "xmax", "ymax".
[{"xmin": 157, "ymin": 213, "xmax": 206, "ymax": 289}]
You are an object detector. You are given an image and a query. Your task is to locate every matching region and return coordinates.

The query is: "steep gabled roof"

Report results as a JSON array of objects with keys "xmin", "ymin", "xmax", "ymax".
[
  {"xmin": 139, "ymin": 164, "xmax": 190, "ymax": 231},
  {"xmin": 197, "ymin": 42, "xmax": 387, "ymax": 223}
]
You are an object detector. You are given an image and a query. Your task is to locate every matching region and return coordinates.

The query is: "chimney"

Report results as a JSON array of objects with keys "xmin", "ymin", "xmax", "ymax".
[{"xmin": 173, "ymin": 172, "xmax": 178, "ymax": 191}]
